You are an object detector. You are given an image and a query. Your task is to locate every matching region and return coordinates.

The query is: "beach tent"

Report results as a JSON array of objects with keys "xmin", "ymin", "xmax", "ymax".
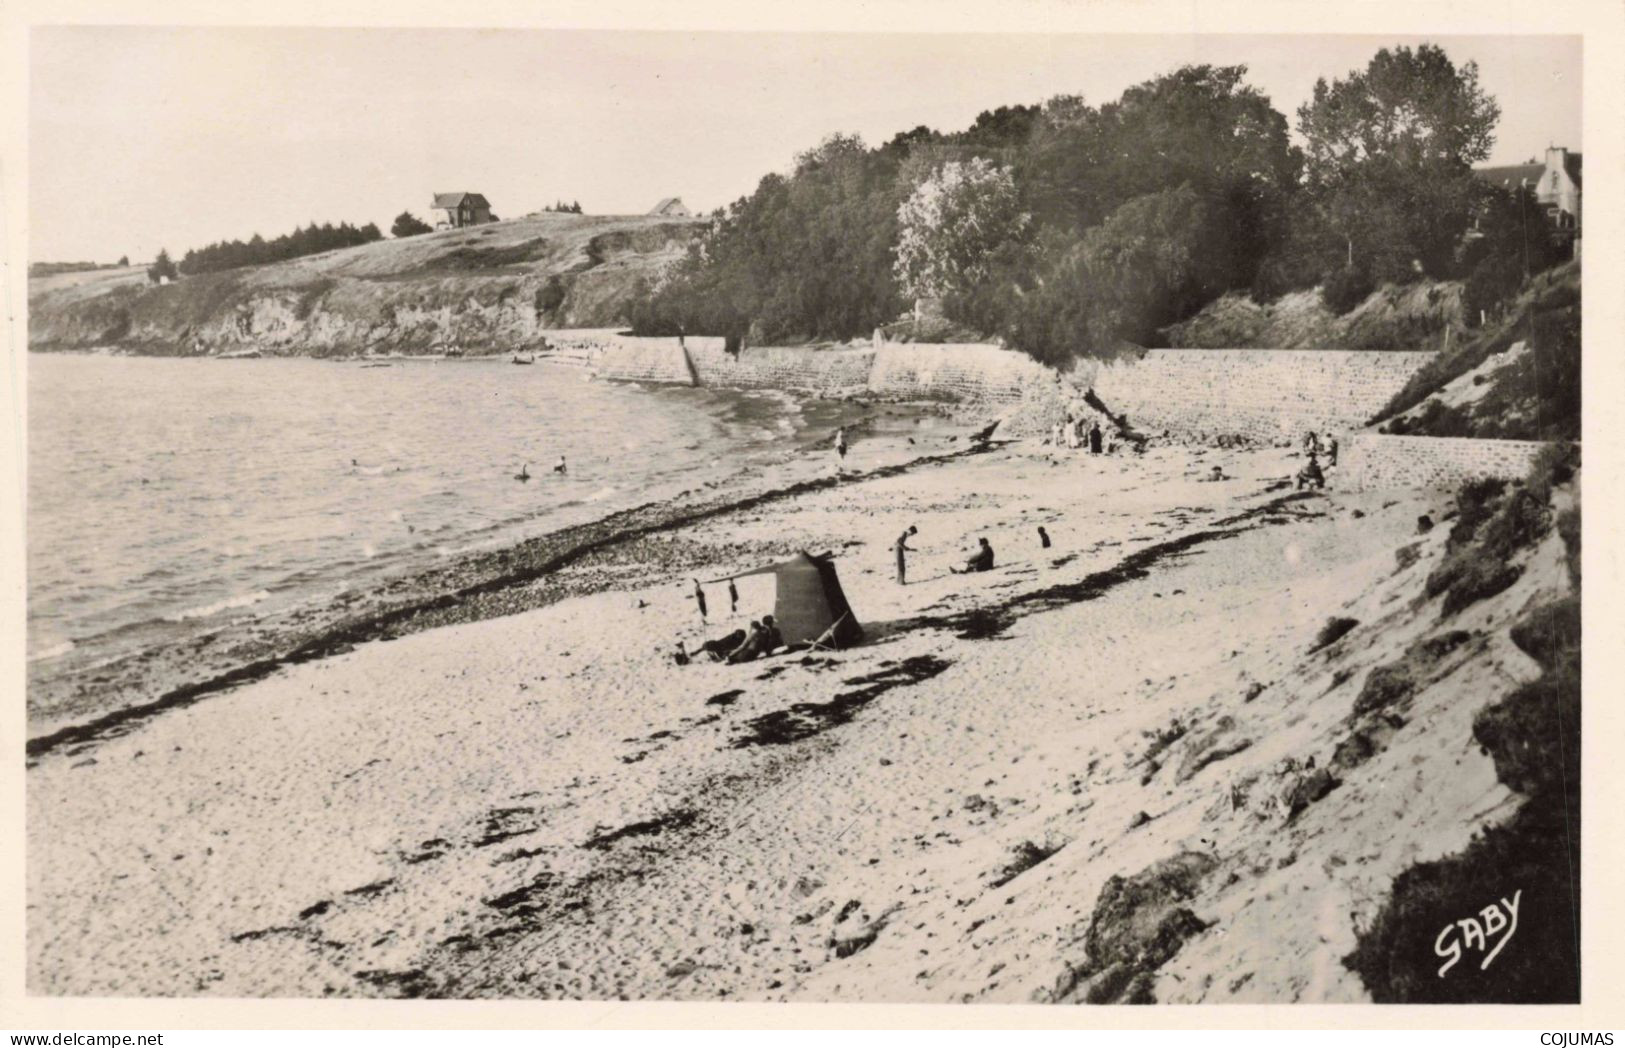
[{"xmin": 712, "ymin": 552, "xmax": 864, "ymax": 649}]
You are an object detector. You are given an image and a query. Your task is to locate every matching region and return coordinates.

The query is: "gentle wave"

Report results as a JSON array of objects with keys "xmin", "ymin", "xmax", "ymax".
[
  {"xmin": 29, "ymin": 640, "xmax": 76, "ymax": 662},
  {"xmin": 163, "ymin": 590, "xmax": 272, "ymax": 622}
]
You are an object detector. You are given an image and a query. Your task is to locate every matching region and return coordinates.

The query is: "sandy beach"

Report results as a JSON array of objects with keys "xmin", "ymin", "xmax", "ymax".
[{"xmin": 26, "ymin": 434, "xmax": 1570, "ymax": 1002}]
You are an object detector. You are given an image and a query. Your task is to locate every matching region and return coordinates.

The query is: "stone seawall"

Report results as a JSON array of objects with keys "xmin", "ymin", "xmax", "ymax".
[
  {"xmin": 1340, "ymin": 434, "xmax": 1550, "ymax": 491},
  {"xmin": 866, "ymin": 343, "xmax": 1053, "ymax": 404},
  {"xmin": 1084, "ymin": 349, "xmax": 1436, "ymax": 445},
  {"xmin": 580, "ymin": 333, "xmax": 698, "ymax": 385},
  {"xmin": 688, "ymin": 344, "xmax": 875, "ymax": 397},
  {"xmin": 587, "ymin": 336, "xmax": 1058, "ymax": 412},
  {"xmin": 582, "ymin": 337, "xmax": 1503, "ymax": 489}
]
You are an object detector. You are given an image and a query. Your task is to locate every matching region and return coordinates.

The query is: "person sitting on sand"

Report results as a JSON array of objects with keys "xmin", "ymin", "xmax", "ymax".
[
  {"xmin": 1325, "ymin": 436, "xmax": 1339, "ymax": 467},
  {"xmin": 673, "ymin": 641, "xmax": 691, "ymax": 667},
  {"xmin": 726, "ymin": 615, "xmax": 783, "ymax": 664},
  {"xmin": 697, "ymin": 628, "xmax": 747, "ymax": 662},
  {"xmin": 1296, "ymin": 452, "xmax": 1326, "ymax": 491},
  {"xmin": 554, "ymin": 455, "xmax": 568, "ymax": 475},
  {"xmin": 950, "ymin": 537, "xmax": 995, "ymax": 574},
  {"xmin": 1206, "ymin": 465, "xmax": 1227, "ymax": 482}
]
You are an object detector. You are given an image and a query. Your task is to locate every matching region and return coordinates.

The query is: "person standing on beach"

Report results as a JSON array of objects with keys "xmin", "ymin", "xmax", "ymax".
[
  {"xmin": 1038, "ymin": 526, "xmax": 1052, "ymax": 549},
  {"xmin": 692, "ymin": 578, "xmax": 708, "ymax": 621},
  {"xmin": 835, "ymin": 427, "xmax": 849, "ymax": 464},
  {"xmin": 894, "ymin": 525, "xmax": 918, "ymax": 585},
  {"xmin": 1089, "ymin": 421, "xmax": 1103, "ymax": 455},
  {"xmin": 728, "ymin": 578, "xmax": 739, "ymax": 615}
]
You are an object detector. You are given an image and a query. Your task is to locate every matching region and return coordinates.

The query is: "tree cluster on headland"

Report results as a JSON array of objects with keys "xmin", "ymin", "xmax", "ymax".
[
  {"xmin": 629, "ymin": 45, "xmax": 1570, "ymax": 366},
  {"xmin": 172, "ymin": 220, "xmax": 385, "ymax": 276}
]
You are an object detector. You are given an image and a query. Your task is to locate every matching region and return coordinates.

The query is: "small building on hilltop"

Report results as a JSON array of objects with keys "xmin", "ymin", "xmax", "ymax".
[
  {"xmin": 649, "ymin": 197, "xmax": 692, "ymax": 218},
  {"xmin": 1474, "ymin": 147, "xmax": 1582, "ymax": 235},
  {"xmin": 430, "ymin": 192, "xmax": 495, "ymax": 229}
]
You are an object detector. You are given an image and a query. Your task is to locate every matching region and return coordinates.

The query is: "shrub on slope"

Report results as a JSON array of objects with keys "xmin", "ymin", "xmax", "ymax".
[{"xmin": 1372, "ymin": 262, "xmax": 1579, "ymax": 440}]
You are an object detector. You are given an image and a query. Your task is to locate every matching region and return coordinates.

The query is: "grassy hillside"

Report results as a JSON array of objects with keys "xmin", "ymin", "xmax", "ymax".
[
  {"xmin": 1369, "ymin": 263, "xmax": 1580, "ymax": 441},
  {"xmin": 28, "ymin": 213, "xmax": 704, "ymax": 356},
  {"xmin": 1164, "ymin": 279, "xmax": 1466, "ymax": 351}
]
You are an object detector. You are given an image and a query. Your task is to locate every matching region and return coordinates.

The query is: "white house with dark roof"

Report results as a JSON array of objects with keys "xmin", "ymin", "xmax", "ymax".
[
  {"xmin": 430, "ymin": 192, "xmax": 495, "ymax": 229},
  {"xmin": 1474, "ymin": 147, "xmax": 1582, "ymax": 234},
  {"xmin": 648, "ymin": 197, "xmax": 692, "ymax": 218}
]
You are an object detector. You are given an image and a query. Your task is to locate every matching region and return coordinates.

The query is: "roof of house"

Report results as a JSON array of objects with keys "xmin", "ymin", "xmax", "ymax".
[
  {"xmin": 1473, "ymin": 163, "xmax": 1545, "ymax": 189},
  {"xmin": 649, "ymin": 197, "xmax": 688, "ymax": 214},
  {"xmin": 432, "ymin": 192, "xmax": 491, "ymax": 209},
  {"xmin": 1473, "ymin": 151, "xmax": 1583, "ymax": 192}
]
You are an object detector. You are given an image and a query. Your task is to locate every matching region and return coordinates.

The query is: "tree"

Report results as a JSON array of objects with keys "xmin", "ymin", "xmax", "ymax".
[
  {"xmin": 1298, "ymin": 44, "xmax": 1499, "ymax": 179},
  {"xmin": 894, "ymin": 158, "xmax": 1028, "ymax": 305},
  {"xmin": 1464, "ymin": 185, "xmax": 1565, "ymax": 279},
  {"xmin": 117, "ymin": 255, "xmax": 129, "ymax": 267},
  {"xmin": 1018, "ymin": 66, "xmax": 1299, "ymax": 241},
  {"xmin": 1004, "ymin": 184, "xmax": 1242, "ymax": 364},
  {"xmin": 392, "ymin": 211, "xmax": 432, "ymax": 238},
  {"xmin": 1296, "ymin": 44, "xmax": 1501, "ymax": 282},
  {"xmin": 636, "ymin": 132, "xmax": 910, "ymax": 342},
  {"xmin": 148, "ymin": 249, "xmax": 177, "ymax": 284}
]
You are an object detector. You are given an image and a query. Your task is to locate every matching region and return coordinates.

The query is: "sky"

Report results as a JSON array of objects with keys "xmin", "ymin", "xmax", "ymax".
[{"xmin": 28, "ymin": 28, "xmax": 1581, "ymax": 263}]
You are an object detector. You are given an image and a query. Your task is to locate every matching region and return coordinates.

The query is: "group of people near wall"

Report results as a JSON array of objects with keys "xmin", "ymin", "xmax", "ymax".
[
  {"xmin": 1051, "ymin": 412, "xmax": 1105, "ymax": 454},
  {"xmin": 1296, "ymin": 430, "xmax": 1340, "ymax": 490}
]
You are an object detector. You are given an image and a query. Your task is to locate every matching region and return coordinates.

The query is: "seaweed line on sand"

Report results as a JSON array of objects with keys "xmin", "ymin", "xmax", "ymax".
[{"xmin": 27, "ymin": 442, "xmax": 1000, "ymax": 759}]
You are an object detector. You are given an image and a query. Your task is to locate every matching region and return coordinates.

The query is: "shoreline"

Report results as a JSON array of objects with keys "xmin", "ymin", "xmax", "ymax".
[{"xmin": 25, "ymin": 420, "xmax": 987, "ymax": 758}]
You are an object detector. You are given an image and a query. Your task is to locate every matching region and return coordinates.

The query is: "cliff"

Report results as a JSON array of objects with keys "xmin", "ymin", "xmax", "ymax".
[{"xmin": 27, "ymin": 213, "xmax": 705, "ymax": 357}]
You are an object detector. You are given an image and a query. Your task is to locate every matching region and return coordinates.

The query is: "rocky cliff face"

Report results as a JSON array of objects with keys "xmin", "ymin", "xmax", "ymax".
[{"xmin": 28, "ymin": 213, "xmax": 704, "ymax": 357}]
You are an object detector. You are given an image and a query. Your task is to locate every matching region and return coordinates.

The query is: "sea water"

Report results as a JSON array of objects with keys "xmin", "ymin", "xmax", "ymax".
[{"xmin": 26, "ymin": 354, "xmax": 863, "ymax": 714}]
